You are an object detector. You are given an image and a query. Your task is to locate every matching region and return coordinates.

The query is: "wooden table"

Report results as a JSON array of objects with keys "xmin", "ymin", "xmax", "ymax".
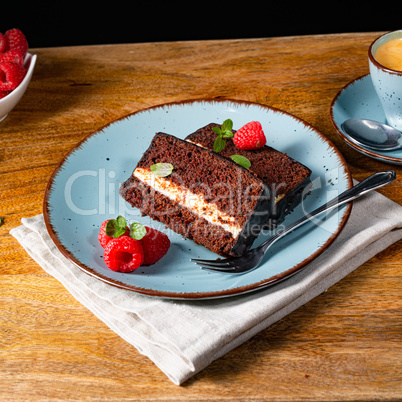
[{"xmin": 1, "ymin": 32, "xmax": 401, "ymax": 400}]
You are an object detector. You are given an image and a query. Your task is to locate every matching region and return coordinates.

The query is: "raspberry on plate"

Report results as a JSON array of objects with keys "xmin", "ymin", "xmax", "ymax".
[
  {"xmin": 140, "ymin": 226, "xmax": 170, "ymax": 265},
  {"xmin": 98, "ymin": 219, "xmax": 129, "ymax": 248},
  {"xmin": 233, "ymin": 121, "xmax": 266, "ymax": 150},
  {"xmin": 98, "ymin": 217, "xmax": 170, "ymax": 270},
  {"xmin": 0, "ymin": 61, "xmax": 26, "ymax": 91},
  {"xmin": 4, "ymin": 29, "xmax": 28, "ymax": 57},
  {"xmin": 103, "ymin": 236, "xmax": 144, "ymax": 272}
]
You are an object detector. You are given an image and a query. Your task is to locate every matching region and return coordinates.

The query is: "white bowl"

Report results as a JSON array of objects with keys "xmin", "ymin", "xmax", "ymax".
[{"xmin": 0, "ymin": 52, "xmax": 37, "ymax": 122}]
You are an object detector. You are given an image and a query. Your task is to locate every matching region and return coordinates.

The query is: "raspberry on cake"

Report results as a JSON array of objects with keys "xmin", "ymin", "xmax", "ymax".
[
  {"xmin": 186, "ymin": 123, "xmax": 312, "ymax": 227},
  {"xmin": 120, "ymin": 132, "xmax": 272, "ymax": 257},
  {"xmin": 233, "ymin": 121, "xmax": 266, "ymax": 150}
]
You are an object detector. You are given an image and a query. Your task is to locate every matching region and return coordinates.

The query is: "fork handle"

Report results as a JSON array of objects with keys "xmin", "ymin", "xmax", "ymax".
[{"xmin": 261, "ymin": 170, "xmax": 396, "ymax": 253}]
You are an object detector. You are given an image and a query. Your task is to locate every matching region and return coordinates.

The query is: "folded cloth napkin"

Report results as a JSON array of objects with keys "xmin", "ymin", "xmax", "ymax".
[{"xmin": 10, "ymin": 186, "xmax": 402, "ymax": 385}]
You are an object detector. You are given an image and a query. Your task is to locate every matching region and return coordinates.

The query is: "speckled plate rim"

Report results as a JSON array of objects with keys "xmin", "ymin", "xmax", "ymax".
[
  {"xmin": 330, "ymin": 73, "xmax": 402, "ymax": 165},
  {"xmin": 43, "ymin": 98, "xmax": 352, "ymax": 300}
]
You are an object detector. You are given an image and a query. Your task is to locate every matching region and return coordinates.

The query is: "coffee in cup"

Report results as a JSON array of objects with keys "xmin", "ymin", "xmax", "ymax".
[
  {"xmin": 369, "ymin": 30, "xmax": 402, "ymax": 131},
  {"xmin": 374, "ymin": 37, "xmax": 402, "ymax": 71}
]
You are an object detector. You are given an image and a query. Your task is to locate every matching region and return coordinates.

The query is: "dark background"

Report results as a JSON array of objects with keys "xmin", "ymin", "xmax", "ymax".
[{"xmin": 1, "ymin": 3, "xmax": 400, "ymax": 49}]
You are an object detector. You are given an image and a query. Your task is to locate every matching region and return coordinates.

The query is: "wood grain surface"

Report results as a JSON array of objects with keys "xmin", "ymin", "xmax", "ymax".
[{"xmin": 0, "ymin": 32, "xmax": 401, "ymax": 400}]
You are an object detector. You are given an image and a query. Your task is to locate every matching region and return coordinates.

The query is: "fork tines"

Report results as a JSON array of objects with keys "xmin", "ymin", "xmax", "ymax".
[{"xmin": 190, "ymin": 258, "xmax": 236, "ymax": 272}]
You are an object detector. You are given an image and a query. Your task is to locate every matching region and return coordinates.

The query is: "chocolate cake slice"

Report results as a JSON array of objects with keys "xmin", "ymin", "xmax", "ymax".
[
  {"xmin": 120, "ymin": 132, "xmax": 273, "ymax": 257},
  {"xmin": 185, "ymin": 123, "xmax": 312, "ymax": 227}
]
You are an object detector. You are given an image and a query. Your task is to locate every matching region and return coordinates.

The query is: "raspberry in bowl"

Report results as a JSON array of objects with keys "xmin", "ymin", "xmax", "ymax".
[{"xmin": 0, "ymin": 29, "xmax": 36, "ymax": 123}]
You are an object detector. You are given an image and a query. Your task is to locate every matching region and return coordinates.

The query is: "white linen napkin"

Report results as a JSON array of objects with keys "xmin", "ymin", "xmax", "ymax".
[{"xmin": 10, "ymin": 186, "xmax": 402, "ymax": 385}]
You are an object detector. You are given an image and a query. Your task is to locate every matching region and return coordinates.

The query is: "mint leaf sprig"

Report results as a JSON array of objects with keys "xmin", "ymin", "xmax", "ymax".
[
  {"xmin": 212, "ymin": 119, "xmax": 234, "ymax": 152},
  {"xmin": 105, "ymin": 215, "xmax": 128, "ymax": 238},
  {"xmin": 230, "ymin": 154, "xmax": 251, "ymax": 169},
  {"xmin": 129, "ymin": 222, "xmax": 147, "ymax": 240},
  {"xmin": 212, "ymin": 119, "xmax": 251, "ymax": 169},
  {"xmin": 105, "ymin": 215, "xmax": 147, "ymax": 240},
  {"xmin": 150, "ymin": 162, "xmax": 174, "ymax": 177}
]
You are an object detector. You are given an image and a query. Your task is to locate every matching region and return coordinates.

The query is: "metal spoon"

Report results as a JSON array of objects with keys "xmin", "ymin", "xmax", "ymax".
[{"xmin": 341, "ymin": 118, "xmax": 402, "ymax": 151}]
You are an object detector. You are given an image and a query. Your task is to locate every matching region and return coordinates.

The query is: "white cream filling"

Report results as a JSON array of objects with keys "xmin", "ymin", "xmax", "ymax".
[
  {"xmin": 133, "ymin": 167, "xmax": 242, "ymax": 238},
  {"xmin": 186, "ymin": 139, "xmax": 206, "ymax": 148}
]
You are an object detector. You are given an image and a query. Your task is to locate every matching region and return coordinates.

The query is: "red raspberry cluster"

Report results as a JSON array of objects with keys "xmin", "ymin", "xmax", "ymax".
[
  {"xmin": 98, "ymin": 218, "xmax": 170, "ymax": 272},
  {"xmin": 0, "ymin": 29, "xmax": 29, "ymax": 99}
]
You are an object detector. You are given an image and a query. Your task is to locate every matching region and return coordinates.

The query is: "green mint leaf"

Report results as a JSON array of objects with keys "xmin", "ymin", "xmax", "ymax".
[
  {"xmin": 0, "ymin": 217, "xmax": 4, "ymax": 227},
  {"xmin": 115, "ymin": 227, "xmax": 128, "ymax": 237},
  {"xmin": 105, "ymin": 218, "xmax": 127, "ymax": 238},
  {"xmin": 150, "ymin": 163, "xmax": 174, "ymax": 177},
  {"xmin": 213, "ymin": 136, "xmax": 226, "ymax": 152},
  {"xmin": 221, "ymin": 119, "xmax": 233, "ymax": 132},
  {"xmin": 212, "ymin": 120, "xmax": 234, "ymax": 152},
  {"xmin": 222, "ymin": 131, "xmax": 234, "ymax": 138},
  {"xmin": 212, "ymin": 126, "xmax": 222, "ymax": 136},
  {"xmin": 105, "ymin": 220, "xmax": 117, "ymax": 237},
  {"xmin": 116, "ymin": 215, "xmax": 127, "ymax": 229},
  {"xmin": 129, "ymin": 222, "xmax": 147, "ymax": 240},
  {"xmin": 230, "ymin": 154, "xmax": 251, "ymax": 169}
]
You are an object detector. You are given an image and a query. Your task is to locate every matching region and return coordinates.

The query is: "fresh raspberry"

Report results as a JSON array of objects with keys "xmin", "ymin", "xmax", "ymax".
[
  {"xmin": 0, "ymin": 33, "xmax": 6, "ymax": 54},
  {"xmin": 0, "ymin": 62, "xmax": 26, "ymax": 91},
  {"xmin": 0, "ymin": 90, "xmax": 9, "ymax": 100},
  {"xmin": 0, "ymin": 50, "xmax": 24, "ymax": 65},
  {"xmin": 98, "ymin": 219, "xmax": 129, "ymax": 248},
  {"xmin": 140, "ymin": 226, "xmax": 170, "ymax": 265},
  {"xmin": 5, "ymin": 29, "xmax": 28, "ymax": 57},
  {"xmin": 233, "ymin": 121, "xmax": 266, "ymax": 150},
  {"xmin": 103, "ymin": 236, "xmax": 144, "ymax": 272}
]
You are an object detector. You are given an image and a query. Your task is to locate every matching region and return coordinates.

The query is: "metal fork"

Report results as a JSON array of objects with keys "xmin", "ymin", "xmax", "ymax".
[{"xmin": 191, "ymin": 170, "xmax": 396, "ymax": 274}]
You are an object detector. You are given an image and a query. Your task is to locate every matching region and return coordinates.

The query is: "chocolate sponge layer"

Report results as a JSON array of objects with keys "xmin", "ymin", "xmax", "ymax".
[
  {"xmin": 120, "ymin": 132, "xmax": 272, "ymax": 256},
  {"xmin": 185, "ymin": 123, "xmax": 312, "ymax": 227}
]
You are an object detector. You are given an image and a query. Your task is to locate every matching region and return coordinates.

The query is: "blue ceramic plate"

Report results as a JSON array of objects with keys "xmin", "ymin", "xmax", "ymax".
[
  {"xmin": 331, "ymin": 74, "xmax": 402, "ymax": 165},
  {"xmin": 43, "ymin": 99, "xmax": 352, "ymax": 299}
]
